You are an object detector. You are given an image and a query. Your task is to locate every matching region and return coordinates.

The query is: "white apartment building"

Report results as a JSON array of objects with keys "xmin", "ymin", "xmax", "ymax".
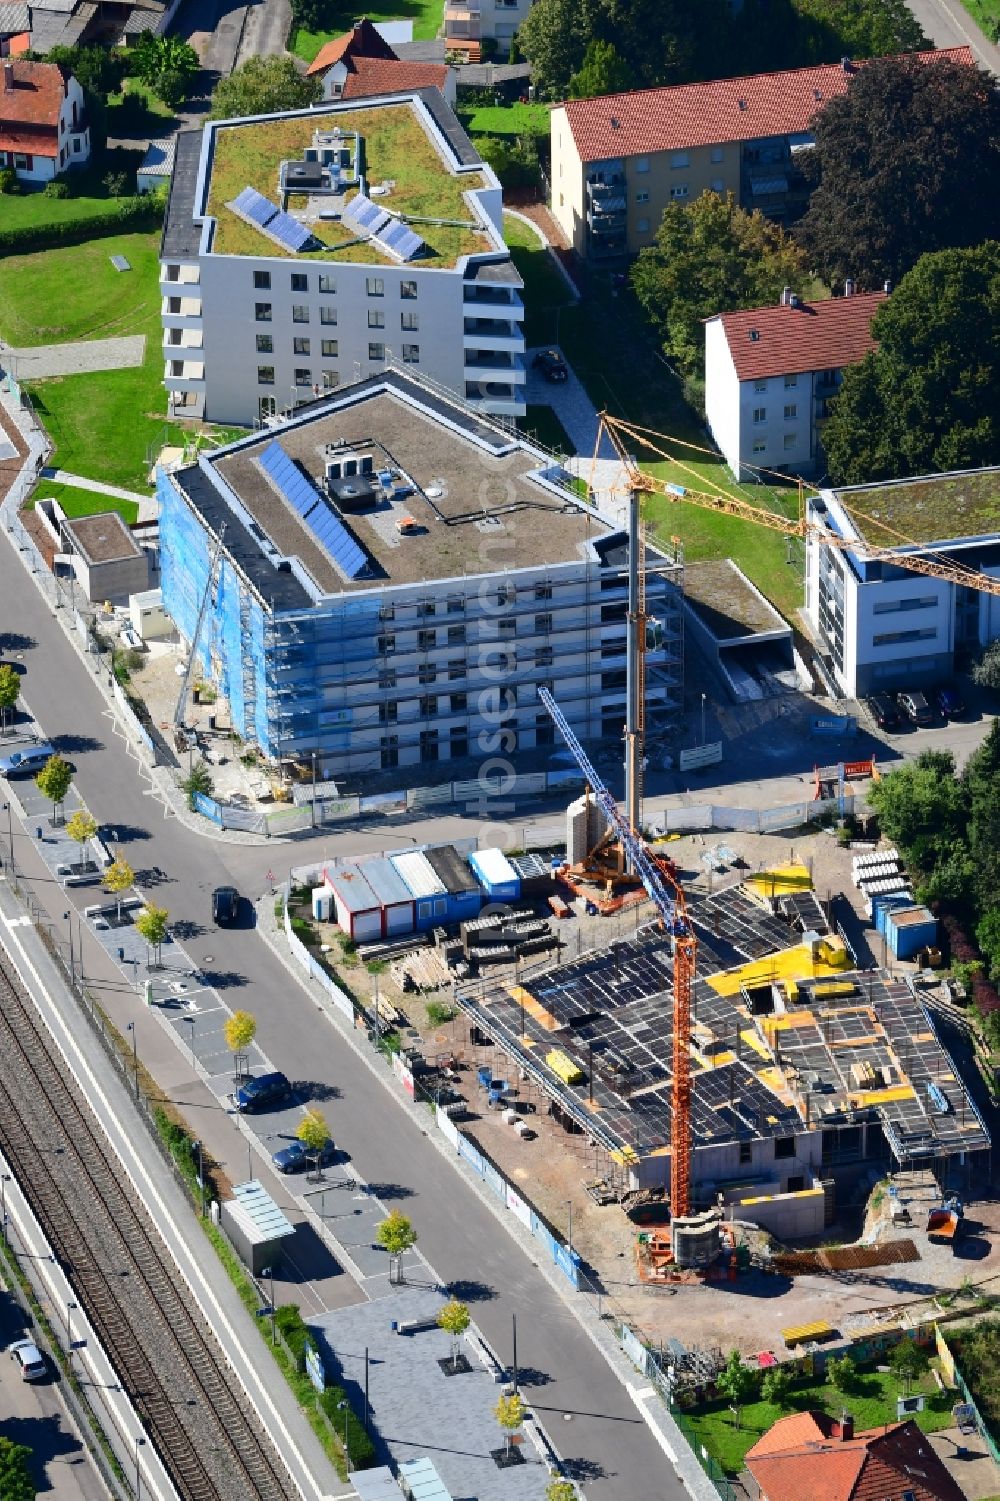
[
  {"xmin": 705, "ymin": 287, "xmax": 885, "ymax": 481},
  {"xmin": 805, "ymin": 468, "xmax": 1000, "ymax": 697},
  {"xmin": 159, "ymin": 90, "xmax": 525, "ymax": 426},
  {"xmin": 156, "ymin": 370, "xmax": 685, "ymax": 778},
  {"xmin": 444, "ymin": 0, "xmax": 532, "ymax": 57}
]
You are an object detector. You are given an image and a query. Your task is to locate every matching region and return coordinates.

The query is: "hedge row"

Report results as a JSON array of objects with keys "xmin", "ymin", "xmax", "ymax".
[
  {"xmin": 274, "ymin": 1305, "xmax": 376, "ymax": 1469},
  {"xmin": 0, "ymin": 197, "xmax": 163, "ymax": 256}
]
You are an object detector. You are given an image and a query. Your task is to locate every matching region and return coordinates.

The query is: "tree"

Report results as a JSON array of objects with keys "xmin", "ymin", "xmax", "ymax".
[
  {"xmin": 104, "ymin": 854, "xmax": 135, "ymax": 921},
  {"xmin": 823, "ymin": 244, "xmax": 1000, "ymax": 485},
  {"xmin": 375, "ymin": 1210, "xmax": 418, "ymax": 1285},
  {"xmin": 65, "ymin": 809, "xmax": 98, "ymax": 871},
  {"xmin": 224, "ymin": 1010, "xmax": 257, "ymax": 1079},
  {"xmin": 632, "ymin": 191, "xmax": 807, "ymax": 380},
  {"xmin": 964, "ymin": 719, "xmax": 1000, "ymax": 910},
  {"xmin": 888, "ymin": 1337, "xmax": 929, "ymax": 1395},
  {"xmin": 546, "ymin": 1482, "xmax": 578, "ymax": 1501},
  {"xmin": 0, "ymin": 664, "xmax": 19, "ymax": 736},
  {"xmin": 569, "ymin": 39, "xmax": 634, "ymax": 98},
  {"xmin": 182, "ymin": 759, "xmax": 214, "ymax": 810},
  {"xmin": 973, "ymin": 641, "xmax": 1000, "ymax": 692},
  {"xmin": 716, "ymin": 1349, "xmax": 757, "ymax": 1429},
  {"xmin": 130, "ymin": 32, "xmax": 198, "ymax": 107},
  {"xmin": 494, "ymin": 1391, "xmax": 526, "ymax": 1457},
  {"xmin": 35, "ymin": 753, "xmax": 72, "ymax": 825},
  {"xmin": 0, "ymin": 1435, "xmax": 35, "ymax": 1501},
  {"xmin": 43, "ymin": 43, "xmax": 126, "ymax": 98},
  {"xmin": 296, "ymin": 1108, "xmax": 329, "ymax": 1180},
  {"xmin": 795, "ymin": 54, "xmax": 1000, "ymax": 288},
  {"xmin": 826, "ymin": 1353, "xmax": 857, "ymax": 1395},
  {"xmin": 437, "ymin": 1299, "xmax": 471, "ymax": 1371},
  {"xmin": 209, "ymin": 56, "xmax": 321, "ymax": 121},
  {"xmin": 136, "ymin": 904, "xmax": 169, "ymax": 968},
  {"xmin": 476, "ymin": 135, "xmax": 542, "ymax": 192},
  {"xmin": 867, "ymin": 751, "xmax": 968, "ymax": 876},
  {"xmin": 791, "ymin": 0, "xmax": 927, "ymax": 58},
  {"xmin": 760, "ymin": 1364, "xmax": 794, "ymax": 1408}
]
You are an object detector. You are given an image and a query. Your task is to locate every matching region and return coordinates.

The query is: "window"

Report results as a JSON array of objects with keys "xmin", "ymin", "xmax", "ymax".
[
  {"xmin": 366, "ymin": 277, "xmax": 384, "ymax": 296},
  {"xmin": 378, "ymin": 668, "xmax": 396, "ymax": 689},
  {"xmin": 534, "ymin": 582, "xmax": 552, "ymax": 600},
  {"xmin": 319, "ymin": 273, "xmax": 336, "ymax": 293},
  {"xmin": 294, "ymin": 368, "xmax": 311, "ymax": 386},
  {"xmin": 536, "ymin": 645, "xmax": 554, "ymax": 667},
  {"xmin": 450, "ymin": 692, "xmax": 467, "ymax": 713},
  {"xmin": 635, "ymin": 156, "xmax": 649, "ymax": 173},
  {"xmin": 635, "ymin": 190, "xmax": 649, "ymax": 204},
  {"xmin": 636, "ymin": 217, "xmax": 650, "ymax": 233},
  {"xmin": 710, "ymin": 146, "xmax": 725, "ymax": 163},
  {"xmin": 498, "ymin": 618, "xmax": 517, "ymax": 639},
  {"xmin": 368, "ymin": 309, "xmax": 385, "ymax": 328},
  {"xmin": 419, "ymin": 730, "xmax": 439, "ymax": 762},
  {"xmin": 379, "ymin": 604, "xmax": 395, "ymax": 621},
  {"xmin": 253, "ymin": 270, "xmax": 271, "ymax": 289},
  {"xmin": 872, "ymin": 596, "xmax": 937, "ymax": 615},
  {"xmin": 377, "ymin": 633, "xmax": 396, "ymax": 654},
  {"xmin": 401, "ymin": 311, "xmax": 419, "ymax": 331},
  {"xmin": 451, "ymin": 727, "xmax": 468, "ymax": 757},
  {"xmin": 784, "ymin": 374, "xmax": 798, "ymax": 389},
  {"xmin": 418, "ymin": 694, "xmax": 436, "ymax": 717},
  {"xmin": 671, "ymin": 150, "xmax": 689, "ymax": 168},
  {"xmin": 381, "ymin": 734, "xmax": 399, "ymax": 770},
  {"xmin": 448, "ymin": 659, "xmax": 464, "ymax": 680},
  {"xmin": 710, "ymin": 178, "xmax": 725, "ymax": 192},
  {"xmin": 417, "ymin": 601, "xmax": 436, "ymax": 617},
  {"xmin": 292, "ymin": 305, "xmax": 309, "ymax": 323},
  {"xmin": 739, "ymin": 1141, "xmax": 752, "ymax": 1165},
  {"xmin": 497, "ymin": 583, "xmax": 513, "ymax": 605},
  {"xmin": 753, "ymin": 380, "xmax": 768, "ymax": 393},
  {"xmin": 293, "ymin": 337, "xmax": 310, "ymax": 355},
  {"xmin": 670, "ymin": 185, "xmax": 688, "ymax": 199},
  {"xmin": 418, "ymin": 628, "xmax": 436, "ymax": 650},
  {"xmin": 446, "ymin": 598, "xmax": 465, "ymax": 614},
  {"xmin": 255, "ymin": 303, "xmax": 272, "ymax": 322},
  {"xmin": 290, "ymin": 272, "xmax": 308, "ymax": 292},
  {"xmin": 401, "ymin": 280, "xmax": 417, "ymax": 299},
  {"xmin": 369, "ymin": 342, "xmax": 385, "ymax": 361},
  {"xmin": 535, "ymin": 612, "xmax": 553, "ymax": 635},
  {"xmin": 448, "ymin": 625, "xmax": 466, "ymax": 646},
  {"xmin": 402, "ymin": 344, "xmax": 419, "ymax": 364},
  {"xmin": 320, "ymin": 306, "xmax": 337, "ymax": 325},
  {"xmin": 752, "ymin": 441, "xmax": 766, "ymax": 456},
  {"xmin": 872, "ymin": 628, "xmax": 937, "ymax": 647},
  {"xmin": 322, "ymin": 370, "xmax": 338, "ymax": 389},
  {"xmin": 379, "ymin": 701, "xmax": 397, "ymax": 723},
  {"xmin": 321, "ymin": 338, "xmax": 338, "ymax": 357},
  {"xmin": 256, "ymin": 334, "xmax": 273, "ymax": 353},
  {"xmin": 784, "ymin": 403, "xmax": 797, "ymax": 420},
  {"xmin": 257, "ymin": 365, "xmax": 275, "ymax": 384},
  {"xmin": 783, "ymin": 434, "xmax": 796, "ymax": 450},
  {"xmin": 418, "ymin": 663, "xmax": 436, "ymax": 684},
  {"xmin": 753, "ymin": 407, "xmax": 766, "ymax": 424}
]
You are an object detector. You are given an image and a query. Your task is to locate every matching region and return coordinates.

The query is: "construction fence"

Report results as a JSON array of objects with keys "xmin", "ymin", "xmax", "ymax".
[
  {"xmin": 658, "ymin": 797, "xmax": 851, "ymax": 836},
  {"xmin": 935, "ymin": 1324, "xmax": 1000, "ymax": 1466}
]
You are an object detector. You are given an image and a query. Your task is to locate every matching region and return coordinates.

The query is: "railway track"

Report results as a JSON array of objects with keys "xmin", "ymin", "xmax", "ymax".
[{"xmin": 0, "ymin": 946, "xmax": 300, "ymax": 1501}]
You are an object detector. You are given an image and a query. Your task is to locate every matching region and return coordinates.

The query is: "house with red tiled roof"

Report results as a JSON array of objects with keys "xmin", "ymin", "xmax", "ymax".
[
  {"xmin": 744, "ymin": 1410, "xmax": 965, "ymax": 1501},
  {"xmin": 704, "ymin": 284, "xmax": 887, "ymax": 480},
  {"xmin": 306, "ymin": 20, "xmax": 455, "ymax": 106},
  {"xmin": 0, "ymin": 57, "xmax": 89, "ymax": 183},
  {"xmin": 549, "ymin": 48, "xmax": 973, "ymax": 261}
]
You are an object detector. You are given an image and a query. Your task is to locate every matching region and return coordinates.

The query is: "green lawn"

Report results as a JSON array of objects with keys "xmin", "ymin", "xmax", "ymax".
[
  {"xmin": 29, "ymin": 481, "xmax": 139, "ymax": 525},
  {"xmin": 518, "ymin": 404, "xmax": 575, "ymax": 455},
  {"xmin": 501, "ymin": 211, "xmax": 807, "ymax": 617},
  {"xmin": 0, "ymin": 148, "xmax": 145, "ymax": 233},
  {"xmin": 956, "ymin": 0, "xmax": 1000, "ymax": 40},
  {"xmin": 459, "ymin": 103, "xmax": 550, "ymax": 138},
  {"xmin": 687, "ymin": 1369, "xmax": 953, "ymax": 1477},
  {"xmin": 291, "ymin": 0, "xmax": 444, "ymax": 62},
  {"xmin": 0, "ymin": 231, "xmax": 161, "ymax": 346}
]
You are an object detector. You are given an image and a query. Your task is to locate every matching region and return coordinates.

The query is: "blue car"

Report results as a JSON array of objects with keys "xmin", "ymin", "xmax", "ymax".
[
  {"xmin": 935, "ymin": 685, "xmax": 966, "ymax": 718},
  {"xmin": 271, "ymin": 1137, "xmax": 336, "ymax": 1174},
  {"xmin": 231, "ymin": 1071, "xmax": 290, "ymax": 1113}
]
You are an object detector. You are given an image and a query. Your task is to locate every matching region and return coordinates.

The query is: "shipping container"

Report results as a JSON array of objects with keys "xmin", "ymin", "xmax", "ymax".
[
  {"xmin": 361, "ymin": 856, "xmax": 415, "ymax": 937},
  {"xmin": 468, "ymin": 847, "xmax": 520, "ymax": 903},
  {"xmin": 327, "ymin": 863, "xmax": 382, "ymax": 942},
  {"xmin": 886, "ymin": 905, "xmax": 937, "ymax": 961},
  {"xmin": 423, "ymin": 844, "xmax": 483, "ymax": 924},
  {"xmin": 872, "ymin": 889, "xmax": 916, "ymax": 937},
  {"xmin": 390, "ymin": 850, "xmax": 449, "ymax": 931}
]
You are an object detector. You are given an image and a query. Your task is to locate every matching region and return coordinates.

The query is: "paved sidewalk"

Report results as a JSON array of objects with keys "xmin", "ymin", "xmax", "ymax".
[
  {"xmin": 4, "ymin": 336, "xmax": 145, "ymax": 381},
  {"xmin": 525, "ymin": 346, "xmax": 616, "ymax": 459},
  {"xmin": 42, "ymin": 466, "xmax": 150, "ymax": 506}
]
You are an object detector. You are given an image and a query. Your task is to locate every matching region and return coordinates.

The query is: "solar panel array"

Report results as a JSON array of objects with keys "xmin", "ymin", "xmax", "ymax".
[
  {"xmin": 341, "ymin": 193, "xmax": 426, "ymax": 262},
  {"xmin": 229, "ymin": 187, "xmax": 314, "ymax": 254},
  {"xmin": 257, "ymin": 442, "xmax": 369, "ymax": 580}
]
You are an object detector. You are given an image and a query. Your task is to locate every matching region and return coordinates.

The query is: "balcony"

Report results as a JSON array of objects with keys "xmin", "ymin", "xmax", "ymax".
[
  {"xmin": 163, "ymin": 326, "xmax": 203, "ymax": 351},
  {"xmin": 161, "ymin": 294, "xmax": 202, "ymax": 323},
  {"xmin": 164, "ymin": 357, "xmax": 205, "ymax": 391},
  {"xmin": 463, "ymin": 285, "xmax": 523, "ymax": 312},
  {"xmin": 444, "ymin": 3, "xmax": 481, "ymax": 38},
  {"xmin": 159, "ymin": 262, "xmax": 200, "ymax": 294},
  {"xmin": 463, "ymin": 317, "xmax": 522, "ymax": 349},
  {"xmin": 464, "ymin": 351, "xmax": 526, "ymax": 384},
  {"xmin": 465, "ymin": 384, "xmax": 526, "ymax": 418}
]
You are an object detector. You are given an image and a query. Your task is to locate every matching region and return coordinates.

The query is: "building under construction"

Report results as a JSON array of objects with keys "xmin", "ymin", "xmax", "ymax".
[{"xmin": 456, "ymin": 875, "xmax": 989, "ymax": 1241}]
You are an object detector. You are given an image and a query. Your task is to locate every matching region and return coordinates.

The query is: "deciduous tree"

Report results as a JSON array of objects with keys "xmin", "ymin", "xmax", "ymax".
[
  {"xmin": 494, "ymin": 1391, "xmax": 526, "ymax": 1456},
  {"xmin": 632, "ymin": 191, "xmax": 807, "ymax": 380},
  {"xmin": 436, "ymin": 1299, "xmax": 471, "ymax": 1371},
  {"xmin": 717, "ymin": 1349, "xmax": 757, "ymax": 1429},
  {"xmin": 136, "ymin": 904, "xmax": 169, "ymax": 968},
  {"xmin": 0, "ymin": 1434, "xmax": 35, "ymax": 1501},
  {"xmin": 823, "ymin": 244, "xmax": 1000, "ymax": 485},
  {"xmin": 888, "ymin": 1337, "xmax": 928, "ymax": 1395},
  {"xmin": 375, "ymin": 1210, "xmax": 417, "ymax": 1285},
  {"xmin": 65, "ymin": 809, "xmax": 98, "ymax": 870},
  {"xmin": 104, "ymin": 854, "xmax": 134, "ymax": 921},
  {"xmin": 35, "ymin": 753, "xmax": 72, "ymax": 824},
  {"xmin": 826, "ymin": 1353, "xmax": 857, "ymax": 1394},
  {"xmin": 131, "ymin": 32, "xmax": 198, "ymax": 107},
  {"xmin": 761, "ymin": 1364, "xmax": 794, "ymax": 1408},
  {"xmin": 296, "ymin": 1108, "xmax": 329, "ymax": 1180},
  {"xmin": 224, "ymin": 1010, "xmax": 257, "ymax": 1079},
  {"xmin": 0, "ymin": 665, "xmax": 20, "ymax": 736},
  {"xmin": 867, "ymin": 751, "xmax": 968, "ymax": 875},
  {"xmin": 209, "ymin": 56, "xmax": 321, "ymax": 120},
  {"xmin": 795, "ymin": 54, "xmax": 1000, "ymax": 287},
  {"xmin": 546, "ymin": 1482, "xmax": 578, "ymax": 1501}
]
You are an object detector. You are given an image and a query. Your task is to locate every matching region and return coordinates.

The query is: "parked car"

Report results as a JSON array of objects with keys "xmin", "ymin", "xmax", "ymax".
[
  {"xmin": 0, "ymin": 742, "xmax": 55, "ymax": 778},
  {"xmin": 7, "ymin": 1338, "xmax": 46, "ymax": 1381},
  {"xmin": 231, "ymin": 1071, "xmax": 290, "ymax": 1113},
  {"xmin": 896, "ymin": 690, "xmax": 933, "ymax": 726},
  {"xmin": 271, "ymin": 1136, "xmax": 336, "ymax": 1174},
  {"xmin": 865, "ymin": 693, "xmax": 901, "ymax": 731},
  {"xmin": 935, "ymin": 685, "xmax": 966, "ymax": 718},
  {"xmin": 212, "ymin": 885, "xmax": 239, "ymax": 925},
  {"xmin": 532, "ymin": 348, "xmax": 568, "ymax": 383}
]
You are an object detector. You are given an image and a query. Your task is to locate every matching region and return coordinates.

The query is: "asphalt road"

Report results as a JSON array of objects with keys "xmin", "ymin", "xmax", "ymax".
[
  {"xmin": 0, "ymin": 559, "xmax": 682, "ymax": 1497},
  {"xmin": 905, "ymin": 0, "xmax": 1000, "ymax": 65}
]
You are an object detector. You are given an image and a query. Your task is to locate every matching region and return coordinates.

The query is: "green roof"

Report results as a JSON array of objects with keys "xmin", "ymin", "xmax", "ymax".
[
  {"xmin": 838, "ymin": 468, "xmax": 1000, "ymax": 549},
  {"xmin": 206, "ymin": 101, "xmax": 492, "ymax": 267}
]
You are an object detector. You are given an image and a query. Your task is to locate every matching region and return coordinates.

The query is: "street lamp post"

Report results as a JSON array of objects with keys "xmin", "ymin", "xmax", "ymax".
[
  {"xmin": 3, "ymin": 801, "xmax": 14, "ymax": 879},
  {"xmin": 1, "ymin": 1172, "xmax": 11, "ymax": 1241},
  {"xmin": 311, "ymin": 751, "xmax": 318, "ymax": 828},
  {"xmin": 134, "ymin": 1435, "xmax": 145, "ymax": 1499},
  {"xmin": 268, "ymin": 1264, "xmax": 275, "ymax": 1345},
  {"xmin": 193, "ymin": 1139, "xmax": 206, "ymax": 1217},
  {"xmin": 565, "ymin": 1199, "xmax": 573, "ymax": 1258},
  {"xmin": 127, "ymin": 1023, "xmax": 138, "ymax": 1097},
  {"xmin": 701, "ymin": 692, "xmax": 707, "ymax": 748},
  {"xmin": 65, "ymin": 1298, "xmax": 77, "ymax": 1353},
  {"xmin": 184, "ymin": 1016, "xmax": 196, "ymax": 1079},
  {"xmin": 337, "ymin": 1400, "xmax": 351, "ymax": 1472}
]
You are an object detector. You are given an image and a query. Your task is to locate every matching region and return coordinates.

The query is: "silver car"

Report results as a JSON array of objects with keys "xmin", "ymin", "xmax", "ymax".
[{"xmin": 7, "ymin": 1337, "xmax": 46, "ymax": 1381}]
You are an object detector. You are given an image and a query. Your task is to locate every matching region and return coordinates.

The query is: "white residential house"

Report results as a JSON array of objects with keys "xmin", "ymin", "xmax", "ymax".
[
  {"xmin": 159, "ymin": 90, "xmax": 525, "ymax": 425},
  {"xmin": 305, "ymin": 20, "xmax": 455, "ymax": 106},
  {"xmin": 704, "ymin": 287, "xmax": 885, "ymax": 481},
  {"xmin": 0, "ymin": 57, "xmax": 89, "ymax": 182},
  {"xmin": 444, "ymin": 0, "xmax": 534, "ymax": 59}
]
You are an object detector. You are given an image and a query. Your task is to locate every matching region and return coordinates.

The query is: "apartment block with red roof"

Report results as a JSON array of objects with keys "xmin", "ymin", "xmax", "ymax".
[
  {"xmin": 306, "ymin": 20, "xmax": 455, "ymax": 105},
  {"xmin": 744, "ymin": 1410, "xmax": 965, "ymax": 1501},
  {"xmin": 0, "ymin": 56, "xmax": 89, "ymax": 183},
  {"xmin": 549, "ymin": 49, "xmax": 972, "ymax": 262},
  {"xmin": 704, "ymin": 284, "xmax": 886, "ymax": 481}
]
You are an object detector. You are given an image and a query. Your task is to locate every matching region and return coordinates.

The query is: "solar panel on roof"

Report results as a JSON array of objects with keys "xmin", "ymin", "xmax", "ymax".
[
  {"xmin": 257, "ymin": 447, "xmax": 369, "ymax": 581},
  {"xmin": 376, "ymin": 219, "xmax": 425, "ymax": 262},
  {"xmin": 258, "ymin": 442, "xmax": 322, "ymax": 519},
  {"xmin": 232, "ymin": 186, "xmax": 278, "ymax": 228},
  {"xmin": 342, "ymin": 193, "xmax": 390, "ymax": 236},
  {"xmin": 267, "ymin": 209, "xmax": 314, "ymax": 252}
]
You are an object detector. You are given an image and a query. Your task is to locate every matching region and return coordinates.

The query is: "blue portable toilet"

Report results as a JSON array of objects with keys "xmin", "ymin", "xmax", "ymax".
[
  {"xmin": 468, "ymin": 848, "xmax": 520, "ymax": 904},
  {"xmin": 423, "ymin": 844, "xmax": 483, "ymax": 924}
]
